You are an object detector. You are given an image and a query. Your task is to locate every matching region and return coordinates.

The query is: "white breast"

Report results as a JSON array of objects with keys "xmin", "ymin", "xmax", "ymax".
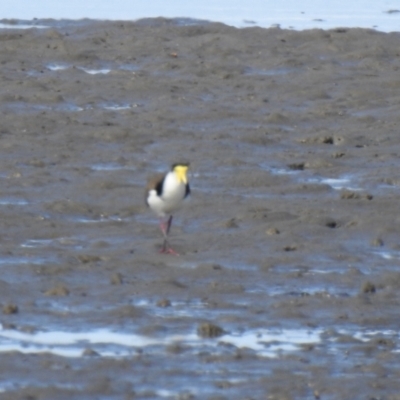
[{"xmin": 147, "ymin": 171, "xmax": 187, "ymax": 217}]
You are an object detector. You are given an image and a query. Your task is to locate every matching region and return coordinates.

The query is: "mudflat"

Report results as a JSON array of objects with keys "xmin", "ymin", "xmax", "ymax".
[{"xmin": 0, "ymin": 18, "xmax": 400, "ymax": 399}]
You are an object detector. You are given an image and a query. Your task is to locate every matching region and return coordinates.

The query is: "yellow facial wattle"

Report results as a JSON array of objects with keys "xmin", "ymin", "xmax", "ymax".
[{"xmin": 173, "ymin": 165, "xmax": 189, "ymax": 184}]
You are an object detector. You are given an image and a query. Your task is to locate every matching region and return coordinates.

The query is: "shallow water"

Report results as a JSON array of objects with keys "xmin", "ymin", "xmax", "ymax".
[{"xmin": 0, "ymin": 324, "xmax": 323, "ymax": 359}]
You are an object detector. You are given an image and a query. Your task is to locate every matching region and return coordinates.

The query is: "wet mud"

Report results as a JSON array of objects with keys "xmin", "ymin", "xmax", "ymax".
[{"xmin": 1, "ymin": 18, "xmax": 400, "ymax": 399}]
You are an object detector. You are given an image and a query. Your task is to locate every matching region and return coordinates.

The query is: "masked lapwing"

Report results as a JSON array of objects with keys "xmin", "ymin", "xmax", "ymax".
[{"xmin": 146, "ymin": 163, "xmax": 190, "ymax": 254}]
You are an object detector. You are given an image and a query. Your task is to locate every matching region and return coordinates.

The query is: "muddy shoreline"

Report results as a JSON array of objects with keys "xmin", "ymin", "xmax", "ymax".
[{"xmin": 0, "ymin": 18, "xmax": 400, "ymax": 399}]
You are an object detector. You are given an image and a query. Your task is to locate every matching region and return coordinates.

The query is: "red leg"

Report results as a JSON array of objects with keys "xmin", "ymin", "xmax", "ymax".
[{"xmin": 158, "ymin": 216, "xmax": 179, "ymax": 255}]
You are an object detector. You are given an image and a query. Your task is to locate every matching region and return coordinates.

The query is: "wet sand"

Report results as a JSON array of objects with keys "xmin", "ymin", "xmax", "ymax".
[{"xmin": 1, "ymin": 18, "xmax": 400, "ymax": 399}]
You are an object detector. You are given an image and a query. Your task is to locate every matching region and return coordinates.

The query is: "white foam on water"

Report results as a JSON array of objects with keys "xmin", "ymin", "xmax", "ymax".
[
  {"xmin": 47, "ymin": 63, "xmax": 69, "ymax": 71},
  {"xmin": 273, "ymin": 168, "xmax": 300, "ymax": 176},
  {"xmin": 337, "ymin": 328, "xmax": 399, "ymax": 350},
  {"xmin": 0, "ymin": 326, "xmax": 163, "ymax": 346},
  {"xmin": 62, "ymin": 103, "xmax": 84, "ymax": 112},
  {"xmin": 0, "ymin": 255, "xmax": 50, "ymax": 266},
  {"xmin": 0, "ymin": 198, "xmax": 29, "ymax": 205},
  {"xmin": 323, "ymin": 178, "xmax": 361, "ymax": 191},
  {"xmin": 78, "ymin": 67, "xmax": 111, "ymax": 75},
  {"xmin": 258, "ymin": 162, "xmax": 303, "ymax": 176},
  {"xmin": 157, "ymin": 390, "xmax": 176, "ymax": 397},
  {"xmin": 20, "ymin": 239, "xmax": 54, "ymax": 248},
  {"xmin": 102, "ymin": 103, "xmax": 132, "ymax": 110},
  {"xmin": 353, "ymin": 329, "xmax": 398, "ymax": 342},
  {"xmin": 301, "ymin": 171, "xmax": 379, "ymax": 193},
  {"xmin": 156, "ymin": 388, "xmax": 199, "ymax": 399},
  {"xmin": 250, "ymin": 286, "xmax": 335, "ymax": 297},
  {"xmin": 73, "ymin": 215, "xmax": 123, "ymax": 223},
  {"xmin": 137, "ymin": 298, "xmax": 208, "ymax": 318},
  {"xmin": 0, "ymin": 23, "xmax": 47, "ymax": 29},
  {"xmin": 0, "ymin": 325, "xmax": 322, "ymax": 359},
  {"xmin": 373, "ymin": 249, "xmax": 400, "ymax": 261},
  {"xmin": 219, "ymin": 328, "xmax": 322, "ymax": 357},
  {"xmin": 377, "ymin": 251, "xmax": 392, "ymax": 260},
  {"xmin": 133, "ymin": 299, "xmax": 151, "ymax": 307},
  {"xmin": 306, "ymin": 176, "xmax": 362, "ymax": 191},
  {"xmin": 309, "ymin": 269, "xmax": 336, "ymax": 274},
  {"xmin": 0, "ymin": 328, "xmax": 158, "ymax": 358},
  {"xmin": 270, "ymin": 167, "xmax": 301, "ymax": 176},
  {"xmin": 274, "ymin": 264, "xmax": 340, "ymax": 275},
  {"xmin": 0, "ymin": 381, "xmax": 78, "ymax": 394},
  {"xmin": 21, "ymin": 237, "xmax": 86, "ymax": 250},
  {"xmin": 44, "ymin": 63, "xmax": 140, "ymax": 76}
]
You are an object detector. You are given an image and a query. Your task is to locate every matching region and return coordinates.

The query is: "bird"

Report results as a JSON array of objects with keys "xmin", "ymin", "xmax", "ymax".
[{"xmin": 146, "ymin": 163, "xmax": 190, "ymax": 255}]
